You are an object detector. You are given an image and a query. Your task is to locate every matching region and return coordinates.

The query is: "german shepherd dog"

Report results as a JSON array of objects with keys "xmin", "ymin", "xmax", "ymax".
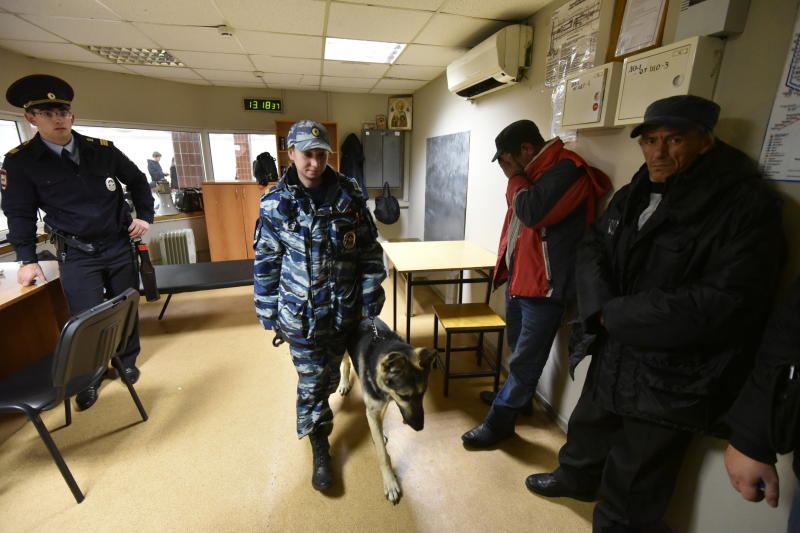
[{"xmin": 338, "ymin": 317, "xmax": 436, "ymax": 504}]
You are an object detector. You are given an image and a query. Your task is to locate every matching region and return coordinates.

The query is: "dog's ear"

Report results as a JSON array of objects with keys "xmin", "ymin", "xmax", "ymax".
[
  {"xmin": 413, "ymin": 348, "xmax": 437, "ymax": 369},
  {"xmin": 381, "ymin": 352, "xmax": 408, "ymax": 377}
]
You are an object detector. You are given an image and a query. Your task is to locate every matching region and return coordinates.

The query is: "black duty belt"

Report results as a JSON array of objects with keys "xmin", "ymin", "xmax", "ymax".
[{"xmin": 48, "ymin": 227, "xmax": 125, "ymax": 255}]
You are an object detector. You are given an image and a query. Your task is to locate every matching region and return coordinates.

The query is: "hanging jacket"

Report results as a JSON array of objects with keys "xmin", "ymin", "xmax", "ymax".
[
  {"xmin": 253, "ymin": 165, "xmax": 386, "ymax": 347},
  {"xmin": 494, "ymin": 138, "xmax": 612, "ymax": 301},
  {"xmin": 340, "ymin": 133, "xmax": 368, "ymax": 198}
]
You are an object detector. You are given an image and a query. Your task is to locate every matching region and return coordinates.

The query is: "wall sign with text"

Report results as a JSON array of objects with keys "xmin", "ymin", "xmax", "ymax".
[{"xmin": 243, "ymin": 98, "xmax": 283, "ymax": 112}]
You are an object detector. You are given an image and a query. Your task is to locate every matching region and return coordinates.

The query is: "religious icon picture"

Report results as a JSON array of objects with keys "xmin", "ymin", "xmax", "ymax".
[
  {"xmin": 375, "ymin": 114, "xmax": 387, "ymax": 129},
  {"xmin": 388, "ymin": 96, "xmax": 412, "ymax": 130}
]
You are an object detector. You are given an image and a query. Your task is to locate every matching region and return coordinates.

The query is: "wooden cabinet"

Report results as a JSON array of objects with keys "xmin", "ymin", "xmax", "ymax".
[
  {"xmin": 201, "ymin": 181, "xmax": 265, "ymax": 261},
  {"xmin": 275, "ymin": 120, "xmax": 339, "ymax": 175}
]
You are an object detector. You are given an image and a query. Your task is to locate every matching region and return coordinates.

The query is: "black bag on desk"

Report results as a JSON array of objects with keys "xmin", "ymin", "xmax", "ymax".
[
  {"xmin": 373, "ymin": 183, "xmax": 400, "ymax": 224},
  {"xmin": 175, "ymin": 187, "xmax": 204, "ymax": 212},
  {"xmin": 253, "ymin": 152, "xmax": 279, "ymax": 186}
]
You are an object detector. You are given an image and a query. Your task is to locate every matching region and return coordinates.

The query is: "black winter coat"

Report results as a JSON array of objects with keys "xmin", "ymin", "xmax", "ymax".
[
  {"xmin": 726, "ymin": 277, "xmax": 800, "ymax": 478},
  {"xmin": 572, "ymin": 140, "xmax": 785, "ymax": 435},
  {"xmin": 340, "ymin": 133, "xmax": 368, "ymax": 199}
]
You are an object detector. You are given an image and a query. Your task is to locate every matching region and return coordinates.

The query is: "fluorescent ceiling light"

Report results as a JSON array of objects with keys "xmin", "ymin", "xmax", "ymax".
[
  {"xmin": 85, "ymin": 46, "xmax": 184, "ymax": 67},
  {"xmin": 324, "ymin": 37, "xmax": 406, "ymax": 64}
]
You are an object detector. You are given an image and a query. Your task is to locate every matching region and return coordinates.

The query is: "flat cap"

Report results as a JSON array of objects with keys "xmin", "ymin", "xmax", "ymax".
[
  {"xmin": 6, "ymin": 74, "xmax": 74, "ymax": 110},
  {"xmin": 287, "ymin": 120, "xmax": 332, "ymax": 152},
  {"xmin": 491, "ymin": 120, "xmax": 542, "ymax": 162},
  {"xmin": 631, "ymin": 94, "xmax": 720, "ymax": 138}
]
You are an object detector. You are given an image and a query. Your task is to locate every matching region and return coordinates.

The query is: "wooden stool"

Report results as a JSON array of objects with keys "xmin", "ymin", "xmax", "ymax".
[{"xmin": 432, "ymin": 303, "xmax": 505, "ymax": 397}]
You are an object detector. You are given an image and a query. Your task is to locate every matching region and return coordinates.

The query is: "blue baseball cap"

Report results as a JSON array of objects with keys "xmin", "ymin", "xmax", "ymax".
[
  {"xmin": 631, "ymin": 95, "xmax": 720, "ymax": 138},
  {"xmin": 287, "ymin": 120, "xmax": 332, "ymax": 152}
]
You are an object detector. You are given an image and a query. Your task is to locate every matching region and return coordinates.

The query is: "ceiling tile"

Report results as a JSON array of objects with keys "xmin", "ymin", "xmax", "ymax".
[
  {"xmin": 340, "ymin": 0, "xmax": 444, "ymax": 9},
  {"xmin": 323, "ymin": 60, "xmax": 389, "ymax": 78},
  {"xmin": 321, "ymin": 76, "xmax": 377, "ymax": 88},
  {"xmin": 237, "ymin": 31, "xmax": 322, "ymax": 58},
  {"xmin": 134, "ymin": 23, "xmax": 243, "ymax": 53},
  {"xmin": 300, "ymin": 75, "xmax": 320, "ymax": 86},
  {"xmin": 264, "ymin": 73, "xmax": 302, "ymax": 86},
  {"xmin": 323, "ymin": 86, "xmax": 371, "ymax": 94},
  {"xmin": 123, "ymin": 64, "xmax": 203, "ymax": 79},
  {"xmin": 250, "ymin": 56, "xmax": 320, "ymax": 75},
  {"xmin": 100, "ymin": 0, "xmax": 224, "ymax": 26},
  {"xmin": 165, "ymin": 77, "xmax": 212, "ymax": 85},
  {"xmin": 0, "ymin": 40, "xmax": 107, "ymax": 62},
  {"xmin": 385, "ymin": 64, "xmax": 442, "ymax": 80},
  {"xmin": 0, "ymin": 14, "xmax": 67, "ymax": 42},
  {"xmin": 439, "ymin": 0, "xmax": 548, "ymax": 21},
  {"xmin": 216, "ymin": 0, "xmax": 326, "ymax": 34},
  {"xmin": 0, "ymin": 0, "xmax": 121, "ymax": 19},
  {"xmin": 172, "ymin": 51, "xmax": 252, "ymax": 70},
  {"xmin": 414, "ymin": 13, "xmax": 505, "ymax": 47},
  {"xmin": 395, "ymin": 44, "xmax": 466, "ymax": 66},
  {"xmin": 194, "ymin": 69, "xmax": 261, "ymax": 82},
  {"xmin": 212, "ymin": 80, "xmax": 265, "ymax": 87},
  {"xmin": 373, "ymin": 78, "xmax": 428, "ymax": 91},
  {"xmin": 20, "ymin": 15, "xmax": 159, "ymax": 47},
  {"xmin": 327, "ymin": 3, "xmax": 432, "ymax": 43},
  {"xmin": 61, "ymin": 61, "xmax": 137, "ymax": 74}
]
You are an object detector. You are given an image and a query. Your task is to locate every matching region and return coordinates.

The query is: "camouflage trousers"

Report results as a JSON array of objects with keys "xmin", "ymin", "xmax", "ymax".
[{"xmin": 290, "ymin": 341, "xmax": 346, "ymax": 439}]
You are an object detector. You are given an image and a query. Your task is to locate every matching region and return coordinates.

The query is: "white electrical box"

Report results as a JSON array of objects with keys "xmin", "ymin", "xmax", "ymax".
[
  {"xmin": 614, "ymin": 36, "xmax": 725, "ymax": 126},
  {"xmin": 675, "ymin": 0, "xmax": 750, "ymax": 40},
  {"xmin": 562, "ymin": 62, "xmax": 622, "ymax": 130}
]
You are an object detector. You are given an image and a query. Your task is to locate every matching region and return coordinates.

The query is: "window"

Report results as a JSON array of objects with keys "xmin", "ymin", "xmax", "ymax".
[
  {"xmin": 0, "ymin": 119, "xmax": 22, "ymax": 236},
  {"xmin": 209, "ymin": 133, "xmax": 276, "ymax": 182},
  {"xmin": 74, "ymin": 124, "xmax": 206, "ymax": 188}
]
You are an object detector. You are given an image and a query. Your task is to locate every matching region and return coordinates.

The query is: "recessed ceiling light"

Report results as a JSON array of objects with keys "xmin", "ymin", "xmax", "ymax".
[
  {"xmin": 84, "ymin": 46, "xmax": 185, "ymax": 67},
  {"xmin": 324, "ymin": 37, "xmax": 406, "ymax": 64}
]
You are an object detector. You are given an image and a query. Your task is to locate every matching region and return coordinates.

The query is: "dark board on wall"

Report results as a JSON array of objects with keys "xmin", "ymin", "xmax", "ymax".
[{"xmin": 424, "ymin": 132, "xmax": 470, "ymax": 241}]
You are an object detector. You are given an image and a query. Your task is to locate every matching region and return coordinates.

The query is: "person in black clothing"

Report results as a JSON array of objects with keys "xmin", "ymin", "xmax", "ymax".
[
  {"xmin": 147, "ymin": 151, "xmax": 168, "ymax": 187},
  {"xmin": 526, "ymin": 95, "xmax": 785, "ymax": 532},
  {"xmin": 1, "ymin": 74, "xmax": 155, "ymax": 410},
  {"xmin": 725, "ymin": 277, "xmax": 800, "ymax": 530}
]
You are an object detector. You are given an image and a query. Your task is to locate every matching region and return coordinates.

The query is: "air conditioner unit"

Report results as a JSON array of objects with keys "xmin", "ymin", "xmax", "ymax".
[{"xmin": 446, "ymin": 24, "xmax": 533, "ymax": 100}]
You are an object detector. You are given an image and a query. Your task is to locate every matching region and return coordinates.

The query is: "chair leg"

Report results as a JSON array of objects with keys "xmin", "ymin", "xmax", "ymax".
[
  {"xmin": 112, "ymin": 357, "xmax": 149, "ymax": 422},
  {"xmin": 64, "ymin": 400, "xmax": 72, "ymax": 427},
  {"xmin": 444, "ymin": 332, "xmax": 452, "ymax": 397},
  {"xmin": 29, "ymin": 413, "xmax": 84, "ymax": 503}
]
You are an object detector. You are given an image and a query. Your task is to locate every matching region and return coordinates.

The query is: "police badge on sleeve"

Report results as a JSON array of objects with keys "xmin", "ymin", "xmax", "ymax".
[
  {"xmin": 105, "ymin": 177, "xmax": 117, "ymax": 191},
  {"xmin": 0, "ymin": 169, "xmax": 7, "ymax": 190}
]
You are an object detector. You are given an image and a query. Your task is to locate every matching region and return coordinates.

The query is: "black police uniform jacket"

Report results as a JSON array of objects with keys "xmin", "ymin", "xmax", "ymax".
[
  {"xmin": 1, "ymin": 131, "xmax": 155, "ymax": 263},
  {"xmin": 571, "ymin": 140, "xmax": 785, "ymax": 435}
]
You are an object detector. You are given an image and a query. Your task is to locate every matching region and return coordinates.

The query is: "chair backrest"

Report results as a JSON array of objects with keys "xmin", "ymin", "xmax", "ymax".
[{"xmin": 51, "ymin": 288, "xmax": 140, "ymax": 391}]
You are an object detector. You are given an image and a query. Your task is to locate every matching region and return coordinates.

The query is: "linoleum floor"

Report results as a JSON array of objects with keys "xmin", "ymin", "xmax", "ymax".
[{"xmin": 0, "ymin": 280, "xmax": 592, "ymax": 532}]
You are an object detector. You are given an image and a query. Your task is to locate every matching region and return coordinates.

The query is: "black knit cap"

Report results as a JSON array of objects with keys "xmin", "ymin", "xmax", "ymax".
[
  {"xmin": 631, "ymin": 94, "xmax": 720, "ymax": 138},
  {"xmin": 491, "ymin": 119, "xmax": 543, "ymax": 162},
  {"xmin": 6, "ymin": 74, "xmax": 74, "ymax": 110}
]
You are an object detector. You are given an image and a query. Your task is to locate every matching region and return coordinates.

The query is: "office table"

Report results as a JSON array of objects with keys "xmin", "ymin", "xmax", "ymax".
[
  {"xmin": 150, "ymin": 259, "xmax": 254, "ymax": 320},
  {"xmin": 380, "ymin": 240, "xmax": 496, "ymax": 343}
]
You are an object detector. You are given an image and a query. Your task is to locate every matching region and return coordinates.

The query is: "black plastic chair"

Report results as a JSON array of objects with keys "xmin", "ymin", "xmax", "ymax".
[{"xmin": 0, "ymin": 288, "xmax": 148, "ymax": 503}]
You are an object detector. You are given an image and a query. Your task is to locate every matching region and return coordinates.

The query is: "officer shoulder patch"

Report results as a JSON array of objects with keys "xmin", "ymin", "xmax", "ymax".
[
  {"xmin": 4, "ymin": 139, "xmax": 30, "ymax": 156},
  {"xmin": 1, "ymin": 168, "xmax": 8, "ymax": 190},
  {"xmin": 84, "ymin": 137, "xmax": 112, "ymax": 147}
]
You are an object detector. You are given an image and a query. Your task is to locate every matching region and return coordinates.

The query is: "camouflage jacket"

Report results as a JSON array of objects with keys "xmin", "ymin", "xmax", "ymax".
[{"xmin": 253, "ymin": 166, "xmax": 386, "ymax": 346}]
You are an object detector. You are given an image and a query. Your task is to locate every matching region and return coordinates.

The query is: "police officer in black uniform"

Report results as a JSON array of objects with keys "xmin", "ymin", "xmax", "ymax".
[{"xmin": 1, "ymin": 74, "xmax": 155, "ymax": 410}]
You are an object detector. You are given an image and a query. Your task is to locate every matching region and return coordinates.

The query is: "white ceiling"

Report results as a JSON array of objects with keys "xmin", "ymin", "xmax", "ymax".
[{"xmin": 0, "ymin": 0, "xmax": 548, "ymax": 94}]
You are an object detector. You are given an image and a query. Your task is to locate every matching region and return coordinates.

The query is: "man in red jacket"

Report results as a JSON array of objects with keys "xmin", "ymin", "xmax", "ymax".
[{"xmin": 462, "ymin": 120, "xmax": 611, "ymax": 448}]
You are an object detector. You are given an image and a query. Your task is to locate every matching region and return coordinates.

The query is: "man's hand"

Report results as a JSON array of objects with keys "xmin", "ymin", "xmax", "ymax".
[
  {"xmin": 128, "ymin": 218, "xmax": 150, "ymax": 239},
  {"xmin": 497, "ymin": 153, "xmax": 524, "ymax": 179},
  {"xmin": 724, "ymin": 444, "xmax": 779, "ymax": 507},
  {"xmin": 17, "ymin": 263, "xmax": 46, "ymax": 286}
]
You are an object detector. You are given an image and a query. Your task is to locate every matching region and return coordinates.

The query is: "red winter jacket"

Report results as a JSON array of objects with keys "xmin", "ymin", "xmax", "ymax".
[{"xmin": 494, "ymin": 139, "xmax": 611, "ymax": 300}]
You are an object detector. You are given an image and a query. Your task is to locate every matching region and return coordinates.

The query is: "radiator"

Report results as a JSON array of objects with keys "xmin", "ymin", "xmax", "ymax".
[{"xmin": 158, "ymin": 229, "xmax": 197, "ymax": 264}]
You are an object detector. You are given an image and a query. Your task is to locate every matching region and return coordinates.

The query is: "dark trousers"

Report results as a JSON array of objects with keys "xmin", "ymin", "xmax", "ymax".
[
  {"xmin": 555, "ymin": 365, "xmax": 692, "ymax": 532},
  {"xmin": 59, "ymin": 236, "xmax": 141, "ymax": 373}
]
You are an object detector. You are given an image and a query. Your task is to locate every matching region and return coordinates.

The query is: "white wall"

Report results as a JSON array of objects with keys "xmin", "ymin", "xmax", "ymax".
[{"xmin": 407, "ymin": 0, "xmax": 800, "ymax": 531}]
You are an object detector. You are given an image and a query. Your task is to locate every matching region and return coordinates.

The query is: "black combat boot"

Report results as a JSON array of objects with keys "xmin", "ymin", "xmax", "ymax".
[{"xmin": 309, "ymin": 426, "xmax": 333, "ymax": 491}]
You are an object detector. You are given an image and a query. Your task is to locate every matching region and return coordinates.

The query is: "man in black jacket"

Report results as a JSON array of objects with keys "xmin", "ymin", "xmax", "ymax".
[
  {"xmin": 526, "ymin": 95, "xmax": 785, "ymax": 532},
  {"xmin": 725, "ymin": 277, "xmax": 800, "ymax": 530}
]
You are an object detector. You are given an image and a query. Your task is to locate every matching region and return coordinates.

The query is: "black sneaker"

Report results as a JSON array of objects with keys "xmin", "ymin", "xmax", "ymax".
[{"xmin": 479, "ymin": 390, "xmax": 534, "ymax": 416}]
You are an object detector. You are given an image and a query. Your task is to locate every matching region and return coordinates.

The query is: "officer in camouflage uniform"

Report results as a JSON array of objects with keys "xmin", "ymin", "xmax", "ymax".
[{"xmin": 254, "ymin": 120, "xmax": 386, "ymax": 491}]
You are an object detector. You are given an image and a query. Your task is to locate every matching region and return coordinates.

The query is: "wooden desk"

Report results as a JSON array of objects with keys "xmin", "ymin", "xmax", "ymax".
[
  {"xmin": 0, "ymin": 261, "xmax": 69, "ymax": 441},
  {"xmin": 380, "ymin": 240, "xmax": 496, "ymax": 343}
]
